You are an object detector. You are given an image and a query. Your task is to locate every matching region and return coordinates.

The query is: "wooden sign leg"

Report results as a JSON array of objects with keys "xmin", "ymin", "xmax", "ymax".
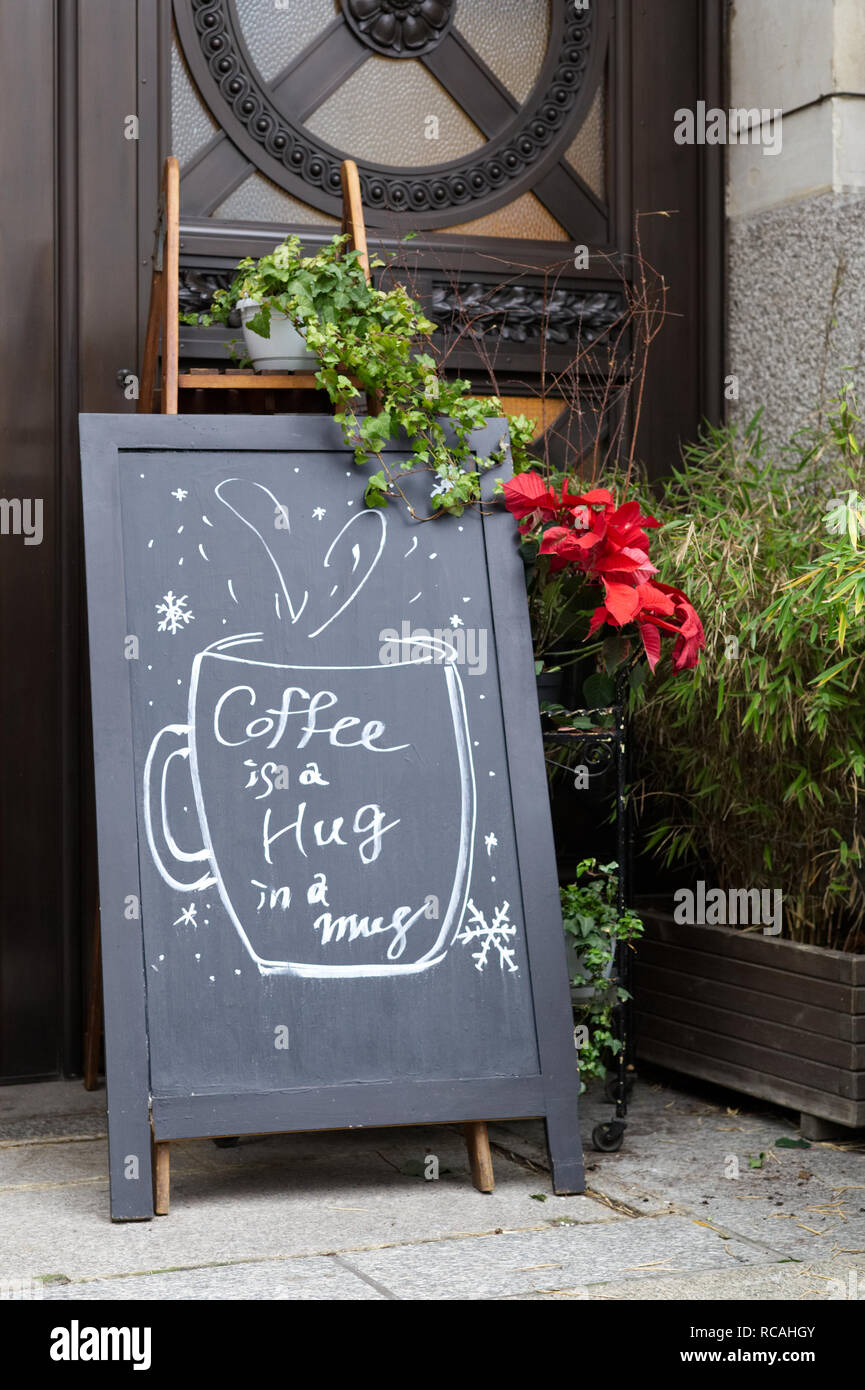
[
  {"xmin": 152, "ymin": 1139, "xmax": 170, "ymax": 1216},
  {"xmin": 464, "ymin": 1121, "xmax": 494, "ymax": 1192}
]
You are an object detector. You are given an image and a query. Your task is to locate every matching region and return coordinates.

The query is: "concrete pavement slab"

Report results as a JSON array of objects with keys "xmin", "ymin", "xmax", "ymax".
[
  {"xmin": 4, "ymin": 1072, "xmax": 863, "ymax": 1300},
  {"xmin": 512, "ymin": 1255, "xmax": 865, "ymax": 1301},
  {"xmin": 573, "ymin": 1076, "xmax": 865, "ymax": 1262},
  {"xmin": 0, "ymin": 1123, "xmax": 619, "ymax": 1285},
  {"xmin": 344, "ymin": 1215, "xmax": 780, "ymax": 1301},
  {"xmin": 41, "ymin": 1255, "xmax": 387, "ymax": 1301}
]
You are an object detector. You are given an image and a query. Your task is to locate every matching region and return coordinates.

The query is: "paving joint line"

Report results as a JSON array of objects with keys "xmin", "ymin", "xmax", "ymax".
[
  {"xmin": 23, "ymin": 1218, "xmax": 629, "ymax": 1288},
  {"xmin": 329, "ymin": 1253, "xmax": 400, "ymax": 1300}
]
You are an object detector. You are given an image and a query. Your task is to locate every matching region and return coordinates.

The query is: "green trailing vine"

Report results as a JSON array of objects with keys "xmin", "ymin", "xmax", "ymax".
[
  {"xmin": 560, "ymin": 859, "xmax": 643, "ymax": 1089},
  {"xmin": 181, "ymin": 233, "xmax": 535, "ymax": 519}
]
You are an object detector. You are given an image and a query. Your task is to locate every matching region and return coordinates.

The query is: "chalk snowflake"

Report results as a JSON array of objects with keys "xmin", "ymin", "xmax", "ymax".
[
  {"xmin": 173, "ymin": 903, "xmax": 198, "ymax": 928},
  {"xmin": 312, "ymin": 506, "xmax": 326, "ymax": 520},
  {"xmin": 454, "ymin": 898, "xmax": 518, "ymax": 973},
  {"xmin": 171, "ymin": 488, "xmax": 188, "ymax": 501},
  {"xmin": 449, "ymin": 614, "xmax": 464, "ymax": 629},
  {"xmin": 156, "ymin": 590, "xmax": 194, "ymax": 634}
]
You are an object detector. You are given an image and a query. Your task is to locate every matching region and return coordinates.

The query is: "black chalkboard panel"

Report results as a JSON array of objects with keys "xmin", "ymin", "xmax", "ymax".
[{"xmin": 80, "ymin": 413, "xmax": 583, "ymax": 1219}]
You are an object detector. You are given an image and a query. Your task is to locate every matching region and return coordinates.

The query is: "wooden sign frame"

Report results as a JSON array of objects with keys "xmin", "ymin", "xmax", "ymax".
[{"xmin": 81, "ymin": 411, "xmax": 584, "ymax": 1220}]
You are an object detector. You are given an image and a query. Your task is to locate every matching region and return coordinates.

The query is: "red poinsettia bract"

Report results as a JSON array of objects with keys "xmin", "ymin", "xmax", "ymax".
[{"xmin": 504, "ymin": 470, "xmax": 705, "ymax": 673}]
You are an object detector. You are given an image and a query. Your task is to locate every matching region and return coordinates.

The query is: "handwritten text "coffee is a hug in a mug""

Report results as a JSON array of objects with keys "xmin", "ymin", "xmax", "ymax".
[{"xmin": 214, "ymin": 681, "xmax": 406, "ymax": 865}]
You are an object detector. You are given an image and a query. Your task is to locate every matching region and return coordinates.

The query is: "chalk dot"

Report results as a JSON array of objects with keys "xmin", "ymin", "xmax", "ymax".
[
  {"xmin": 177, "ymin": 525, "xmax": 183, "ymax": 534},
  {"xmin": 177, "ymin": 678, "xmax": 182, "ymax": 685},
  {"xmin": 222, "ymin": 618, "xmax": 227, "ymax": 624},
  {"xmin": 178, "ymin": 557, "xmax": 184, "ymax": 565},
  {"xmin": 147, "ymin": 664, "xmax": 152, "ymax": 671},
  {"xmin": 489, "ymin": 771, "xmax": 496, "ymax": 777},
  {"xmin": 458, "ymin": 526, "xmax": 464, "ymax": 532},
  {"xmin": 147, "ymin": 539, "xmax": 154, "ymax": 549},
  {"xmin": 346, "ymin": 471, "xmax": 351, "ymax": 477},
  {"xmin": 204, "ymin": 919, "xmax": 209, "ymax": 925},
  {"xmin": 158, "ymin": 954, "xmax": 165, "ymax": 962},
  {"xmin": 491, "ymin": 876, "xmax": 496, "ymax": 883},
  {"xmin": 194, "ymin": 953, "xmax": 201, "ymax": 961},
  {"xmin": 347, "ymin": 500, "xmax": 354, "ymax": 507},
  {"xmin": 150, "ymin": 964, "xmax": 159, "ymax": 971},
  {"xmin": 473, "ymin": 740, "xmax": 479, "ymax": 747},
  {"xmin": 209, "ymin": 975, "xmax": 215, "ymax": 982},
  {"xmin": 479, "ymin": 694, "xmax": 486, "ymax": 700},
  {"xmin": 140, "ymin": 473, "xmax": 145, "ymax": 479},
  {"xmin": 294, "ymin": 466, "xmax": 300, "ymax": 473},
  {"xmin": 429, "ymin": 552, "xmax": 438, "ymax": 559},
  {"xmin": 234, "ymin": 969, "xmax": 241, "ymax": 976},
  {"xmin": 206, "ymin": 904, "xmax": 211, "ymax": 910},
  {"xmin": 183, "ymin": 806, "xmax": 188, "ymax": 814},
  {"xmin": 462, "ymin": 596, "xmax": 470, "ymax": 603}
]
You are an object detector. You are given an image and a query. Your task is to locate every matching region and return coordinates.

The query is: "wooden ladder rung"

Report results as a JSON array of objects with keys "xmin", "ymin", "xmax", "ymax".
[{"xmin": 178, "ymin": 372, "xmax": 321, "ymax": 390}]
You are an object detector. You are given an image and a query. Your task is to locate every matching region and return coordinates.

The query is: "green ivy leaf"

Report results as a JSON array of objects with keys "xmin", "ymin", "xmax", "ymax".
[{"xmin": 583, "ymin": 672, "xmax": 616, "ymax": 708}]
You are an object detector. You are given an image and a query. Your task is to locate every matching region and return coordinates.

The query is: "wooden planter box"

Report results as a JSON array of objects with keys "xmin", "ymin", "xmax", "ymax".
[{"xmin": 634, "ymin": 913, "xmax": 865, "ymax": 1132}]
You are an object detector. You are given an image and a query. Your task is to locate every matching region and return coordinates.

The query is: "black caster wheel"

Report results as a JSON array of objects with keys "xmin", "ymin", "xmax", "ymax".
[
  {"xmin": 604, "ymin": 1073, "xmax": 636, "ymax": 1105},
  {"xmin": 592, "ymin": 1121, "xmax": 626, "ymax": 1153},
  {"xmin": 212, "ymin": 1136, "xmax": 240, "ymax": 1148}
]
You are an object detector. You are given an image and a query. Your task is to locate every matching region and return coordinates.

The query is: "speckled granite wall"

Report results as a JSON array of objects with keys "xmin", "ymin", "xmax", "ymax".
[
  {"xmin": 728, "ymin": 191, "xmax": 865, "ymax": 452},
  {"xmin": 726, "ymin": 0, "xmax": 865, "ymax": 453}
]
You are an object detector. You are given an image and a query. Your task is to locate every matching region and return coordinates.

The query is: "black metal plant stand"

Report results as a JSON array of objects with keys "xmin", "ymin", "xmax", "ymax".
[{"xmin": 541, "ymin": 667, "xmax": 635, "ymax": 1153}]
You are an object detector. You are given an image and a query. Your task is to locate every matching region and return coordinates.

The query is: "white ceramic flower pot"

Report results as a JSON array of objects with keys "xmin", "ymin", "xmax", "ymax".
[{"xmin": 238, "ymin": 299, "xmax": 318, "ymax": 372}]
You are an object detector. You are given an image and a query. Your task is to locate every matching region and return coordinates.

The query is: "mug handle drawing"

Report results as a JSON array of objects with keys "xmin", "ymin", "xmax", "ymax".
[{"xmin": 143, "ymin": 723, "xmax": 217, "ymax": 892}]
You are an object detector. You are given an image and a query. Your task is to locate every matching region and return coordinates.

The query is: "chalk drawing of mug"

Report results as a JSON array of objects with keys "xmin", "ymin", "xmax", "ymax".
[{"xmin": 144, "ymin": 633, "xmax": 476, "ymax": 977}]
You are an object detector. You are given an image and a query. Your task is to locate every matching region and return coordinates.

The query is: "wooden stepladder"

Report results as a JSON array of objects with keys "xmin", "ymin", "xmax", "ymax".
[
  {"xmin": 90, "ymin": 154, "xmax": 496, "ymax": 1214},
  {"xmin": 138, "ymin": 155, "xmax": 374, "ymax": 415}
]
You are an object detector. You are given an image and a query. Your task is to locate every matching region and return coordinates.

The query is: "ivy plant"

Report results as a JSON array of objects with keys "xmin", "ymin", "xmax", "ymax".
[
  {"xmin": 181, "ymin": 232, "xmax": 535, "ymax": 519},
  {"xmin": 561, "ymin": 858, "xmax": 644, "ymax": 1090}
]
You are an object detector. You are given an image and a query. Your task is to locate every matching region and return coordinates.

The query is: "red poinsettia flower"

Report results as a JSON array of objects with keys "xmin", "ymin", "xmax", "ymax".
[
  {"xmin": 504, "ymin": 471, "xmax": 704, "ymax": 674},
  {"xmin": 538, "ymin": 525, "xmax": 586, "ymax": 571},
  {"xmin": 563, "ymin": 497, "xmax": 660, "ymax": 582},
  {"xmin": 575, "ymin": 487, "xmax": 615, "ymax": 508},
  {"xmin": 503, "ymin": 471, "xmax": 585, "ymax": 532},
  {"xmin": 635, "ymin": 582, "xmax": 705, "ymax": 672},
  {"xmin": 657, "ymin": 583, "xmax": 706, "ymax": 671},
  {"xmin": 596, "ymin": 577, "xmax": 643, "ymax": 626},
  {"xmin": 585, "ymin": 577, "xmax": 704, "ymax": 673},
  {"xmin": 502, "ymin": 472, "xmax": 559, "ymax": 531}
]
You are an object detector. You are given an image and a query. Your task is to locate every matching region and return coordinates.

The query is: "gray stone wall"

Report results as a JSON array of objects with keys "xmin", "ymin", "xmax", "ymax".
[
  {"xmin": 726, "ymin": 0, "xmax": 865, "ymax": 454},
  {"xmin": 728, "ymin": 191, "xmax": 865, "ymax": 454}
]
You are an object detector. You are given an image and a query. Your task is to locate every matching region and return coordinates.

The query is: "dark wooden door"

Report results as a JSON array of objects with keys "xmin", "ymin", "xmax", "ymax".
[
  {"xmin": 0, "ymin": 0, "xmax": 722, "ymax": 1081},
  {"xmin": 0, "ymin": 0, "xmax": 63, "ymax": 1081},
  {"xmin": 0, "ymin": 0, "xmax": 143, "ymax": 1082}
]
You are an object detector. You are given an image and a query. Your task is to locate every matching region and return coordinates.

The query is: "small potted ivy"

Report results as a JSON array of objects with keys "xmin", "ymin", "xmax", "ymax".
[
  {"xmin": 182, "ymin": 232, "xmax": 536, "ymax": 516},
  {"xmin": 181, "ymin": 234, "xmax": 342, "ymax": 371},
  {"xmin": 560, "ymin": 859, "xmax": 643, "ymax": 1090}
]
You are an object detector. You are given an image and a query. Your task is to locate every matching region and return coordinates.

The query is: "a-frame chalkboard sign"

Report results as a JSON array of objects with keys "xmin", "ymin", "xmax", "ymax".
[{"xmin": 81, "ymin": 411, "xmax": 584, "ymax": 1219}]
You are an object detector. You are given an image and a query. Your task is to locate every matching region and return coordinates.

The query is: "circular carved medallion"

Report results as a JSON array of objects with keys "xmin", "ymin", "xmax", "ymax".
[
  {"xmin": 175, "ymin": 0, "xmax": 602, "ymax": 228},
  {"xmin": 343, "ymin": 0, "xmax": 457, "ymax": 59}
]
